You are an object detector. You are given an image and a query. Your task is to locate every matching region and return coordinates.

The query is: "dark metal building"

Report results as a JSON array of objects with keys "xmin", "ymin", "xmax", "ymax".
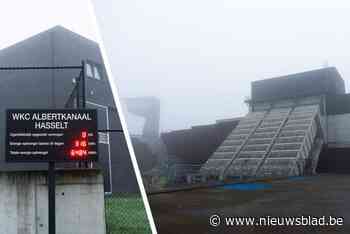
[
  {"xmin": 165, "ymin": 67, "xmax": 350, "ymax": 177},
  {"xmin": 162, "ymin": 118, "xmax": 240, "ymax": 165},
  {"xmin": 0, "ymin": 26, "xmax": 138, "ymax": 193}
]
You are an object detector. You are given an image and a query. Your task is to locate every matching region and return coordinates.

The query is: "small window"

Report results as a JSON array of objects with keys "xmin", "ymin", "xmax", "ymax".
[
  {"xmin": 93, "ymin": 66, "xmax": 101, "ymax": 80},
  {"xmin": 86, "ymin": 61, "xmax": 103, "ymax": 80},
  {"xmin": 86, "ymin": 63, "xmax": 94, "ymax": 78}
]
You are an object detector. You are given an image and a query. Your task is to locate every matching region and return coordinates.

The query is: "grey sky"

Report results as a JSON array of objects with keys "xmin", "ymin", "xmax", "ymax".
[
  {"xmin": 92, "ymin": 1, "xmax": 350, "ymax": 133},
  {"xmin": 5, "ymin": 0, "xmax": 348, "ymax": 135},
  {"xmin": 2, "ymin": 1, "xmax": 350, "ymax": 134},
  {"xmin": 0, "ymin": 0, "xmax": 97, "ymax": 50}
]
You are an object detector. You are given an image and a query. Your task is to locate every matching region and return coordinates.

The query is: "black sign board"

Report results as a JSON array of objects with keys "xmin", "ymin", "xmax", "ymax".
[{"xmin": 6, "ymin": 109, "xmax": 98, "ymax": 162}]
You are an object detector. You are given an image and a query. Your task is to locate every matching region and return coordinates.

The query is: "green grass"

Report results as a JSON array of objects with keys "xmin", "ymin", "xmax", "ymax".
[{"xmin": 105, "ymin": 195, "xmax": 152, "ymax": 234}]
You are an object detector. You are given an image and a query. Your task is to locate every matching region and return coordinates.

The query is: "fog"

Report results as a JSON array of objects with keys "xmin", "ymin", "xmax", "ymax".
[
  {"xmin": 0, "ymin": 1, "xmax": 97, "ymax": 49},
  {"xmin": 93, "ymin": 1, "xmax": 350, "ymax": 133}
]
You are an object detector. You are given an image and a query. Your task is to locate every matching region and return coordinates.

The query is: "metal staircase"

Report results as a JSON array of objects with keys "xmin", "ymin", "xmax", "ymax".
[{"xmin": 201, "ymin": 97, "xmax": 324, "ymax": 179}]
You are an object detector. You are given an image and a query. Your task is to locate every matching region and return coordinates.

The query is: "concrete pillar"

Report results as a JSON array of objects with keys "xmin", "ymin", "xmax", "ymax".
[{"xmin": 0, "ymin": 169, "xmax": 106, "ymax": 234}]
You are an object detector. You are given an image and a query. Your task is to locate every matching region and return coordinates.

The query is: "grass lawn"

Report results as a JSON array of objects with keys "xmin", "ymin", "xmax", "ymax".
[{"xmin": 105, "ymin": 194, "xmax": 152, "ymax": 234}]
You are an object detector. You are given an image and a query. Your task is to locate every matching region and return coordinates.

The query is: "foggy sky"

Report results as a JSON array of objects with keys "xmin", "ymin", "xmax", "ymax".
[
  {"xmin": 0, "ymin": 1, "xmax": 97, "ymax": 50},
  {"xmin": 3, "ymin": 1, "xmax": 350, "ymax": 135},
  {"xmin": 92, "ymin": 1, "xmax": 350, "ymax": 133}
]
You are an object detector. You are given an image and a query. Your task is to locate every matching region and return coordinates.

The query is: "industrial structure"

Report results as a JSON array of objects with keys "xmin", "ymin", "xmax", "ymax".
[
  {"xmin": 125, "ymin": 97, "xmax": 160, "ymax": 139},
  {"xmin": 163, "ymin": 67, "xmax": 350, "ymax": 182},
  {"xmin": 201, "ymin": 67, "xmax": 348, "ymax": 179},
  {"xmin": 123, "ymin": 97, "xmax": 161, "ymax": 171},
  {"xmin": 0, "ymin": 26, "xmax": 138, "ymax": 193}
]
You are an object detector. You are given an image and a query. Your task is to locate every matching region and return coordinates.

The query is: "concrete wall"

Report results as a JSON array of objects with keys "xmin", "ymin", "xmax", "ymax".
[
  {"xmin": 0, "ymin": 170, "xmax": 105, "ymax": 234},
  {"xmin": 327, "ymin": 114, "xmax": 350, "ymax": 147},
  {"xmin": 251, "ymin": 67, "xmax": 345, "ymax": 102}
]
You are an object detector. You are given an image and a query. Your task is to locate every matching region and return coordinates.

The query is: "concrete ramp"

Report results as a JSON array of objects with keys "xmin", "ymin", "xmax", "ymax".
[{"xmin": 201, "ymin": 97, "xmax": 324, "ymax": 179}]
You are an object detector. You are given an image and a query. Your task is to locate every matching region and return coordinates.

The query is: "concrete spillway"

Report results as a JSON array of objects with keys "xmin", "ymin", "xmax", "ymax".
[{"xmin": 201, "ymin": 97, "xmax": 324, "ymax": 179}]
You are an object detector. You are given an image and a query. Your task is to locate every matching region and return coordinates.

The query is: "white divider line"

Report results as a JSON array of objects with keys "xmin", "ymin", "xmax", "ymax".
[
  {"xmin": 86, "ymin": 101, "xmax": 113, "ymax": 193},
  {"xmin": 87, "ymin": 2, "xmax": 158, "ymax": 233}
]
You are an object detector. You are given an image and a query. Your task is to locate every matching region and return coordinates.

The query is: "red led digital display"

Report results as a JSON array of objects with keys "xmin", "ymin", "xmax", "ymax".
[
  {"xmin": 69, "ymin": 131, "xmax": 89, "ymax": 159},
  {"xmin": 6, "ymin": 109, "xmax": 98, "ymax": 162}
]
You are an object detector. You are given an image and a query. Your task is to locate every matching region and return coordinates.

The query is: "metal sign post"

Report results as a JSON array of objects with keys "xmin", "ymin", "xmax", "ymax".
[{"xmin": 48, "ymin": 161, "xmax": 56, "ymax": 234}]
